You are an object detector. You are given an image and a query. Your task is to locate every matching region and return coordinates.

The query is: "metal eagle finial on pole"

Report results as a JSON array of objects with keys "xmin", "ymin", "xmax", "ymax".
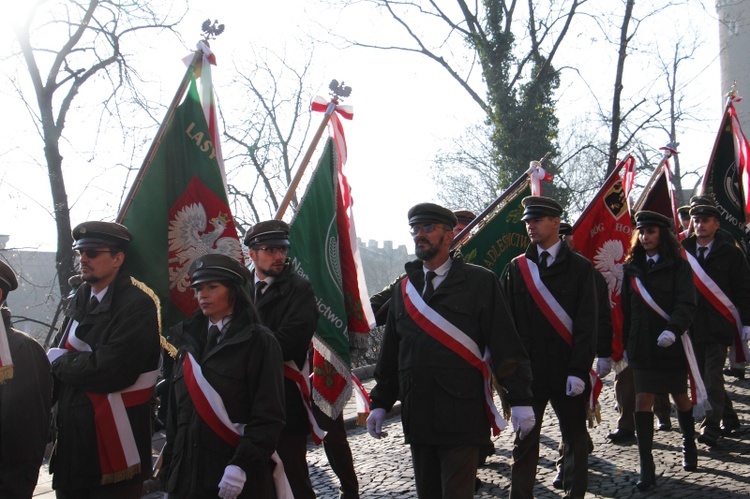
[{"xmin": 274, "ymin": 79, "xmax": 352, "ymax": 220}]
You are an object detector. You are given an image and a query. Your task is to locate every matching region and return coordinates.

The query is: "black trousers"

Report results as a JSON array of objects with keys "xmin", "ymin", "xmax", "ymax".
[
  {"xmin": 55, "ymin": 478, "xmax": 143, "ymax": 499},
  {"xmin": 511, "ymin": 393, "xmax": 589, "ymax": 499},
  {"xmin": 276, "ymin": 430, "xmax": 315, "ymax": 499},
  {"xmin": 323, "ymin": 413, "xmax": 359, "ymax": 498},
  {"xmin": 410, "ymin": 443, "xmax": 480, "ymax": 498}
]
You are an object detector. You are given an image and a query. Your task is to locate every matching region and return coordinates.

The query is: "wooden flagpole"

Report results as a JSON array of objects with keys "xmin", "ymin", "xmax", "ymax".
[
  {"xmin": 274, "ymin": 99, "xmax": 337, "ymax": 220},
  {"xmin": 274, "ymin": 80, "xmax": 352, "ymax": 220},
  {"xmin": 116, "ymin": 49, "xmax": 203, "ymax": 222},
  {"xmin": 450, "ymin": 152, "xmax": 551, "ymax": 248},
  {"xmin": 632, "ymin": 145, "xmax": 675, "ymax": 213}
]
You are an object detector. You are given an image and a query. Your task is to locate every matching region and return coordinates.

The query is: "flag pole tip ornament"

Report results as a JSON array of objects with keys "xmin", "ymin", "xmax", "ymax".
[
  {"xmin": 329, "ymin": 80, "xmax": 352, "ymax": 101},
  {"xmin": 520, "ymin": 196, "xmax": 562, "ymax": 221},
  {"xmin": 659, "ymin": 142, "xmax": 679, "ymax": 157},
  {"xmin": 201, "ymin": 19, "xmax": 225, "ymax": 41}
]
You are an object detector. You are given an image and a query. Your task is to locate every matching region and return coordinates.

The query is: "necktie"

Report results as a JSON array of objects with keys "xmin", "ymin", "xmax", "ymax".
[
  {"xmin": 206, "ymin": 325, "xmax": 221, "ymax": 354},
  {"xmin": 89, "ymin": 295, "xmax": 100, "ymax": 313},
  {"xmin": 698, "ymin": 246, "xmax": 707, "ymax": 263},
  {"xmin": 255, "ymin": 281, "xmax": 267, "ymax": 303},
  {"xmin": 539, "ymin": 251, "xmax": 550, "ymax": 270},
  {"xmin": 423, "ymin": 271, "xmax": 437, "ymax": 302},
  {"xmin": 647, "ymin": 258, "xmax": 655, "ymax": 269}
]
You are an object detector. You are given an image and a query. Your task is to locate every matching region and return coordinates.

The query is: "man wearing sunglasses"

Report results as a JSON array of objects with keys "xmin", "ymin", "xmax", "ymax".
[
  {"xmin": 47, "ymin": 221, "xmax": 160, "ymax": 498},
  {"xmin": 244, "ymin": 220, "xmax": 319, "ymax": 499},
  {"xmin": 367, "ymin": 203, "xmax": 534, "ymax": 498}
]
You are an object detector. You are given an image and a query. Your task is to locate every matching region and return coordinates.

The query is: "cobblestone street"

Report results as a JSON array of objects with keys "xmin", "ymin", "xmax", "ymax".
[
  {"xmin": 306, "ymin": 375, "xmax": 750, "ymax": 498},
  {"xmin": 34, "ymin": 372, "xmax": 750, "ymax": 498}
]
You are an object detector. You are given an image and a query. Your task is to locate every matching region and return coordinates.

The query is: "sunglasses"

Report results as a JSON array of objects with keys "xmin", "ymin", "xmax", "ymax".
[
  {"xmin": 257, "ymin": 246, "xmax": 289, "ymax": 256},
  {"xmin": 409, "ymin": 223, "xmax": 447, "ymax": 236},
  {"xmin": 75, "ymin": 249, "xmax": 112, "ymax": 259}
]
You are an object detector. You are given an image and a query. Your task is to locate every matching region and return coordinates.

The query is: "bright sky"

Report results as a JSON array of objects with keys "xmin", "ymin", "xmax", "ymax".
[{"xmin": 0, "ymin": 1, "xmax": 727, "ymax": 253}]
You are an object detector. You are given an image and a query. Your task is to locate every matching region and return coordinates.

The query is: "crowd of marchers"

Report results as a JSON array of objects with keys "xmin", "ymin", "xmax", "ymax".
[{"xmin": 1, "ymin": 193, "xmax": 749, "ymax": 499}]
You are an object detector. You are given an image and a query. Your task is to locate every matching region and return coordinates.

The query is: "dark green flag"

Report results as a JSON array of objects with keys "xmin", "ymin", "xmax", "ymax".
[
  {"xmin": 118, "ymin": 76, "xmax": 243, "ymax": 330},
  {"xmin": 457, "ymin": 183, "xmax": 531, "ymax": 276}
]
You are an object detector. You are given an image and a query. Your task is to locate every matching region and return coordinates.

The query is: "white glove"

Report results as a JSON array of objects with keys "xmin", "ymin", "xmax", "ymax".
[
  {"xmin": 367, "ymin": 408, "xmax": 387, "ymax": 439},
  {"xmin": 566, "ymin": 375, "xmax": 585, "ymax": 396},
  {"xmin": 596, "ymin": 357, "xmax": 613, "ymax": 378},
  {"xmin": 218, "ymin": 464, "xmax": 246, "ymax": 498},
  {"xmin": 47, "ymin": 347, "xmax": 67, "ymax": 363},
  {"xmin": 742, "ymin": 325, "xmax": 750, "ymax": 341},
  {"xmin": 657, "ymin": 330, "xmax": 676, "ymax": 348},
  {"xmin": 510, "ymin": 406, "xmax": 536, "ymax": 440}
]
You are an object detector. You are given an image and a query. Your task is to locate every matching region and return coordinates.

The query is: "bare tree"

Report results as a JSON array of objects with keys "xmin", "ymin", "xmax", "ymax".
[
  {"xmin": 333, "ymin": 0, "xmax": 587, "ymax": 202},
  {"xmin": 12, "ymin": 0, "xmax": 183, "ymax": 295},
  {"xmin": 222, "ymin": 49, "xmax": 317, "ymax": 228}
]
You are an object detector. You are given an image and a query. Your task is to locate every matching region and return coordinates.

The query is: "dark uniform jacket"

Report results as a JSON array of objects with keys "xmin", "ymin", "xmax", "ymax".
[
  {"xmin": 50, "ymin": 272, "xmax": 160, "ymax": 490},
  {"xmin": 594, "ymin": 268, "xmax": 613, "ymax": 359},
  {"xmin": 162, "ymin": 308, "xmax": 285, "ymax": 498},
  {"xmin": 621, "ymin": 253, "xmax": 696, "ymax": 370},
  {"xmin": 250, "ymin": 263, "xmax": 317, "ymax": 434},
  {"xmin": 370, "ymin": 254, "xmax": 533, "ymax": 446},
  {"xmin": 503, "ymin": 242, "xmax": 598, "ymax": 400},
  {"xmin": 0, "ymin": 308, "xmax": 52, "ymax": 498},
  {"xmin": 682, "ymin": 229, "xmax": 750, "ymax": 346}
]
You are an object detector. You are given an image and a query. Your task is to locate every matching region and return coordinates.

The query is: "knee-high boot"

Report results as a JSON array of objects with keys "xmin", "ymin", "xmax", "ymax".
[
  {"xmin": 678, "ymin": 408, "xmax": 697, "ymax": 471},
  {"xmin": 634, "ymin": 411, "xmax": 656, "ymax": 491}
]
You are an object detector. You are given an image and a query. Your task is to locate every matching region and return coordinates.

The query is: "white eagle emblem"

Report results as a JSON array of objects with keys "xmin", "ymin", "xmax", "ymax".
[
  {"xmin": 168, "ymin": 203, "xmax": 244, "ymax": 292},
  {"xmin": 593, "ymin": 239, "xmax": 625, "ymax": 306}
]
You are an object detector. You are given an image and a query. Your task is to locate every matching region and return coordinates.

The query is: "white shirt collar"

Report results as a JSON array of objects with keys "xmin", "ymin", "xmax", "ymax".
[
  {"xmin": 90, "ymin": 287, "xmax": 108, "ymax": 303},
  {"xmin": 537, "ymin": 240, "xmax": 562, "ymax": 264}
]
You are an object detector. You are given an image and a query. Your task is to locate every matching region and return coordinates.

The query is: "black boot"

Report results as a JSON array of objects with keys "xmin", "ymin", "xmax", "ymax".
[
  {"xmin": 678, "ymin": 408, "xmax": 697, "ymax": 471},
  {"xmin": 634, "ymin": 412, "xmax": 656, "ymax": 491}
]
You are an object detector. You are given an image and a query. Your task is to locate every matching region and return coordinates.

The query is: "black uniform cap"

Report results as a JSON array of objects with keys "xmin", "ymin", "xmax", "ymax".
[
  {"xmin": 453, "ymin": 210, "xmax": 477, "ymax": 226},
  {"xmin": 0, "ymin": 260, "xmax": 18, "ymax": 297},
  {"xmin": 690, "ymin": 204, "xmax": 721, "ymax": 219},
  {"xmin": 72, "ymin": 221, "xmax": 132, "ymax": 251},
  {"xmin": 677, "ymin": 205, "xmax": 691, "ymax": 219},
  {"xmin": 689, "ymin": 195, "xmax": 714, "ymax": 207},
  {"xmin": 634, "ymin": 210, "xmax": 671, "ymax": 229},
  {"xmin": 521, "ymin": 196, "xmax": 563, "ymax": 221},
  {"xmin": 189, "ymin": 254, "xmax": 252, "ymax": 287},
  {"xmin": 408, "ymin": 203, "xmax": 457, "ymax": 228},
  {"xmin": 559, "ymin": 222, "xmax": 573, "ymax": 236},
  {"xmin": 244, "ymin": 220, "xmax": 291, "ymax": 248}
]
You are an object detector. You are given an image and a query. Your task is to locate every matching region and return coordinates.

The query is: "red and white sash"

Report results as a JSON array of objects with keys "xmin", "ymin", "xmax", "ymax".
[
  {"xmin": 64, "ymin": 326, "xmax": 158, "ymax": 484},
  {"xmin": 400, "ymin": 278, "xmax": 507, "ymax": 435},
  {"xmin": 283, "ymin": 360, "xmax": 327, "ymax": 444},
  {"xmin": 517, "ymin": 255, "xmax": 574, "ymax": 346},
  {"xmin": 685, "ymin": 251, "xmax": 749, "ymax": 363},
  {"xmin": 630, "ymin": 276, "xmax": 709, "ymax": 417},
  {"xmin": 183, "ymin": 353, "xmax": 293, "ymax": 498}
]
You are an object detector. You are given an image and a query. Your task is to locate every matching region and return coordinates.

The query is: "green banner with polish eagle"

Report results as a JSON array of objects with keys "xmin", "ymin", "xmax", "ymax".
[{"xmin": 119, "ymin": 75, "xmax": 243, "ymax": 330}]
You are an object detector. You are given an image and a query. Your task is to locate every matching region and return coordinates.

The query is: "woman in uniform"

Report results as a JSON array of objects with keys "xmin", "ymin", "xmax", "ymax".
[
  {"xmin": 621, "ymin": 210, "xmax": 697, "ymax": 491},
  {"xmin": 161, "ymin": 254, "xmax": 286, "ymax": 498}
]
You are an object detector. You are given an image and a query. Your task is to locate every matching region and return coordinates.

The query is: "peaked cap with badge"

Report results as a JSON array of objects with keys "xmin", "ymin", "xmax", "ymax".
[
  {"xmin": 634, "ymin": 210, "xmax": 672, "ymax": 229},
  {"xmin": 243, "ymin": 220, "xmax": 291, "ymax": 248},
  {"xmin": 521, "ymin": 196, "xmax": 563, "ymax": 221},
  {"xmin": 408, "ymin": 203, "xmax": 457, "ymax": 228},
  {"xmin": 0, "ymin": 260, "xmax": 18, "ymax": 299},
  {"xmin": 72, "ymin": 221, "xmax": 132, "ymax": 251},
  {"xmin": 688, "ymin": 195, "xmax": 721, "ymax": 219},
  {"xmin": 189, "ymin": 254, "xmax": 252, "ymax": 287}
]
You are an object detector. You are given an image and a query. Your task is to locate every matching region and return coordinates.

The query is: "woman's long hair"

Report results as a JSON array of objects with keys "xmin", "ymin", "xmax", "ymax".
[
  {"xmin": 222, "ymin": 279, "xmax": 262, "ymax": 324},
  {"xmin": 625, "ymin": 225, "xmax": 682, "ymax": 263}
]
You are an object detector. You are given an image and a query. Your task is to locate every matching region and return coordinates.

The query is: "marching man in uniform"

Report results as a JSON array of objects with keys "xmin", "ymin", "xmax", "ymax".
[
  {"xmin": 502, "ymin": 196, "xmax": 598, "ymax": 499},
  {"xmin": 682, "ymin": 197, "xmax": 750, "ymax": 447},
  {"xmin": 367, "ymin": 202, "xmax": 534, "ymax": 499},
  {"xmin": 47, "ymin": 221, "xmax": 161, "ymax": 498}
]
